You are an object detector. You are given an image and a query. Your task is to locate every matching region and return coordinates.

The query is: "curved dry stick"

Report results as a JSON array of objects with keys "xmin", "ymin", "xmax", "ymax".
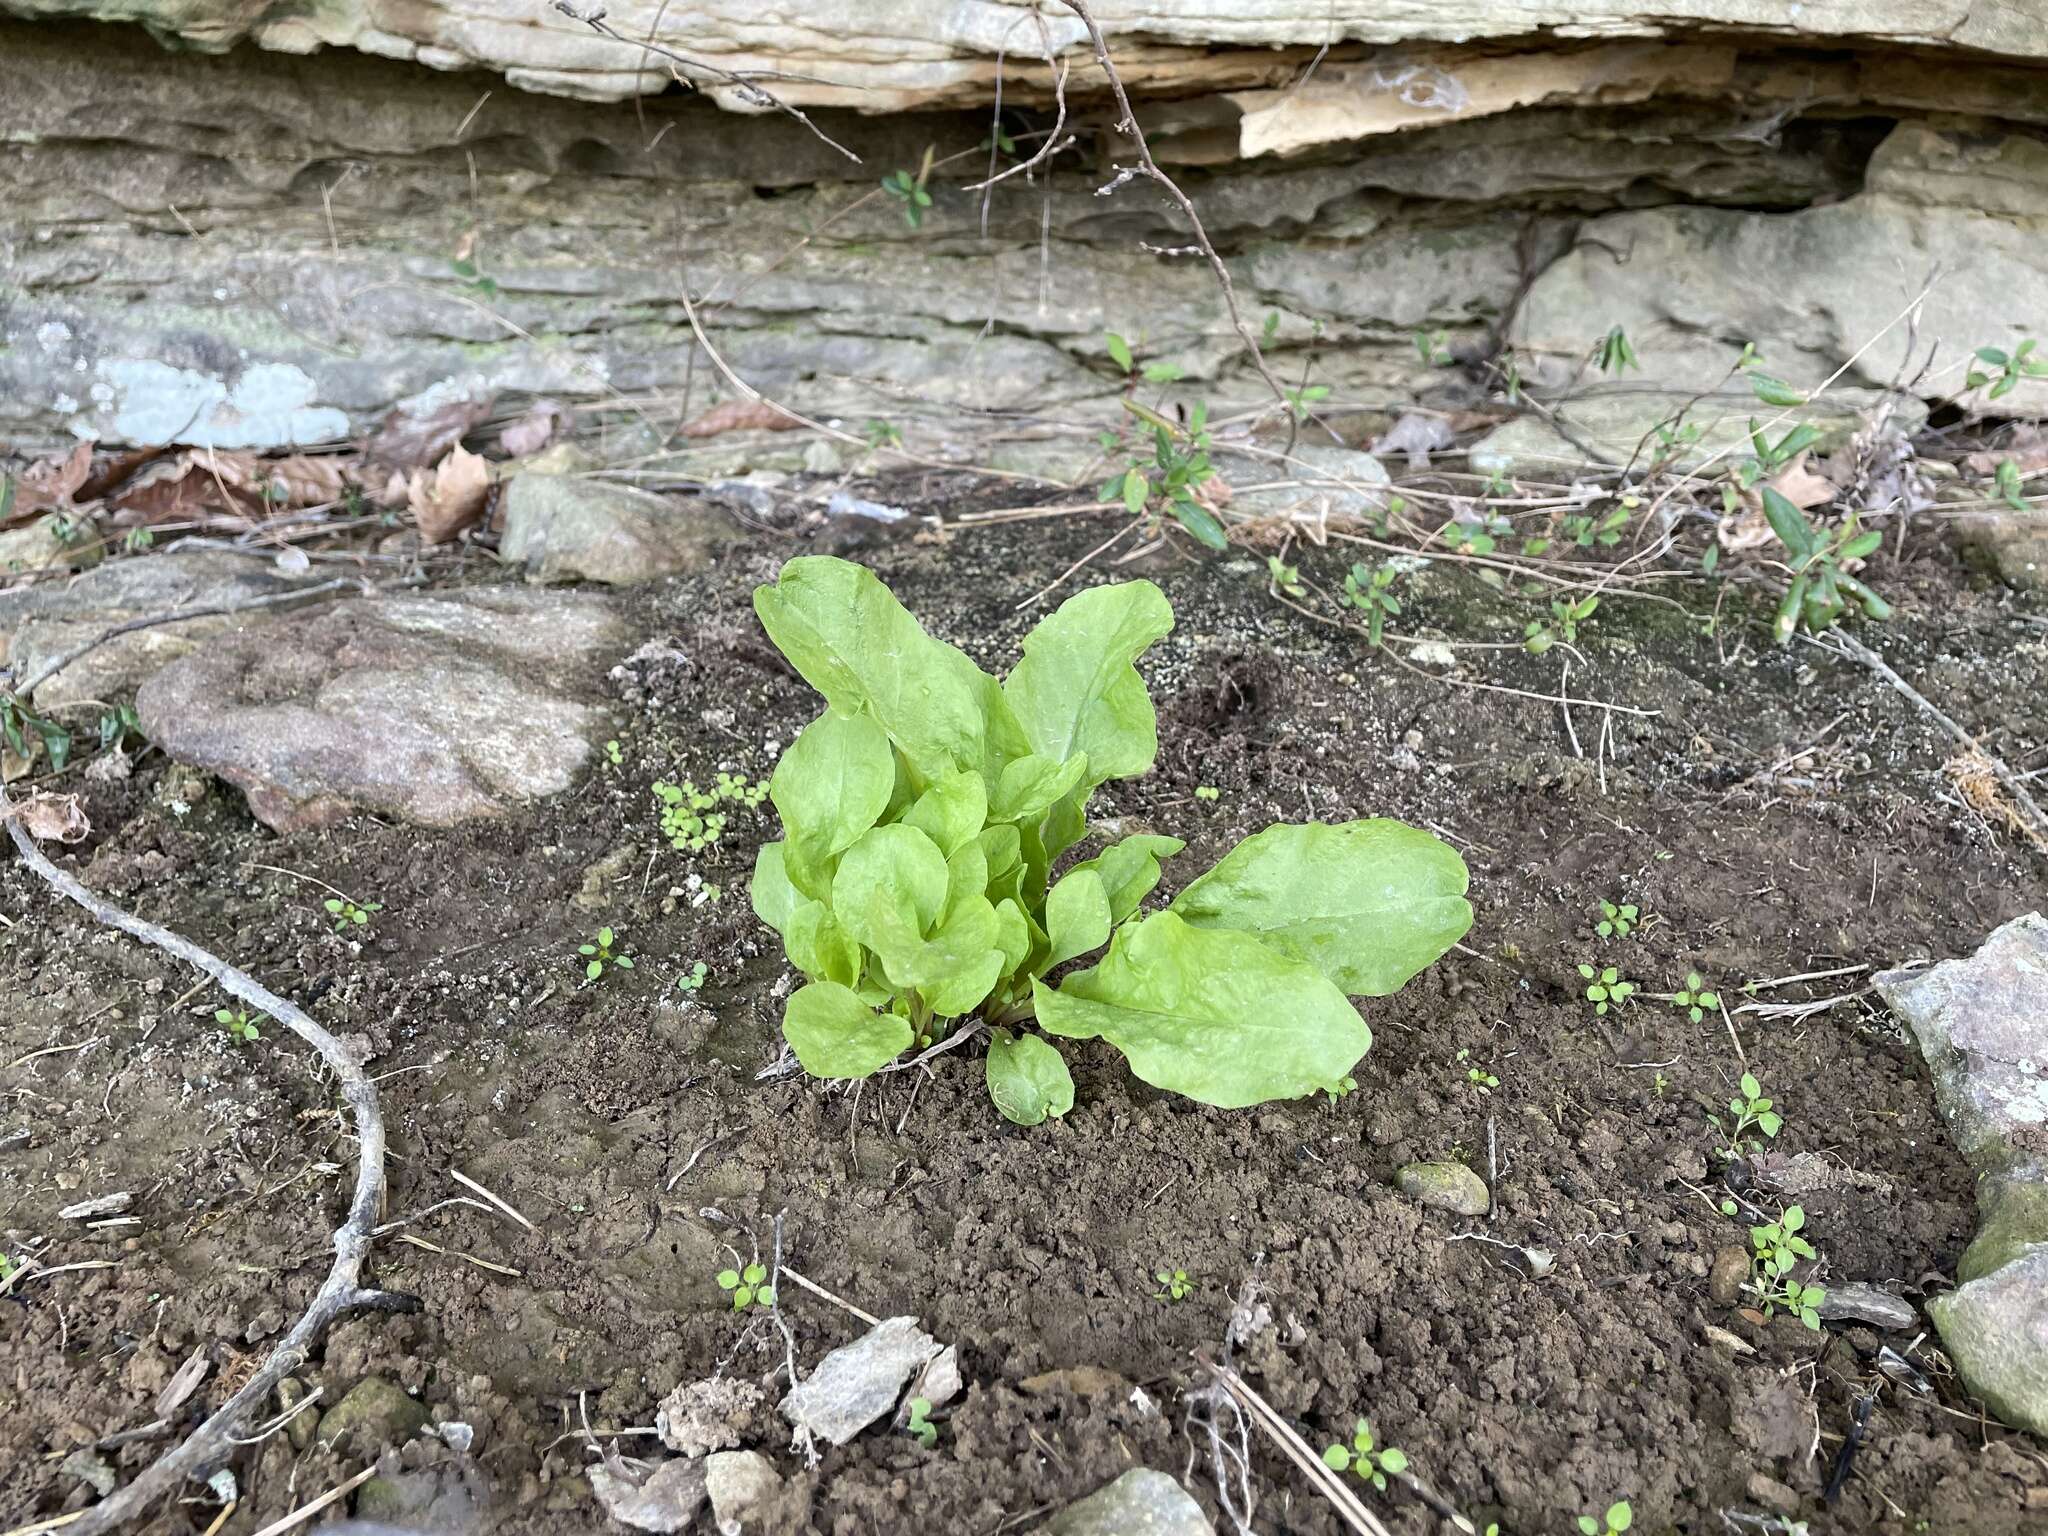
[{"xmin": 2, "ymin": 784, "xmax": 412, "ymax": 1533}]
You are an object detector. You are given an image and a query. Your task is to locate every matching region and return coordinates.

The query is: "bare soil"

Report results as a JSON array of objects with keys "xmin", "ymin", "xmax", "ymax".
[{"xmin": 4, "ymin": 494, "xmax": 2047, "ymax": 1534}]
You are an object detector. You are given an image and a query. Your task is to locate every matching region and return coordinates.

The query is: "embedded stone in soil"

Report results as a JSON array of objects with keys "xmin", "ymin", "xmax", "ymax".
[
  {"xmin": 1044, "ymin": 1467, "xmax": 1214, "ymax": 1535},
  {"xmin": 498, "ymin": 472, "xmax": 746, "ymax": 587},
  {"xmin": 1394, "ymin": 1159, "xmax": 1491, "ymax": 1216},
  {"xmin": 135, "ymin": 586, "xmax": 627, "ymax": 831}
]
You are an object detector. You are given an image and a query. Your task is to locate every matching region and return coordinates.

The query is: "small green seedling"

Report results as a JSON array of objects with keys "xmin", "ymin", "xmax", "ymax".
[
  {"xmin": 1285, "ymin": 383, "xmax": 1331, "ymax": 422},
  {"xmin": 1579, "ymin": 1502, "xmax": 1633, "ymax": 1536},
  {"xmin": 1194, "ymin": 785, "xmax": 1221, "ymax": 803},
  {"xmin": 881, "ymin": 165, "xmax": 933, "ymax": 228},
  {"xmin": 1671, "ymin": 971, "xmax": 1720, "ymax": 1023},
  {"xmin": 1153, "ymin": 1268, "xmax": 1194, "ymax": 1301},
  {"xmin": 1, "ymin": 695, "xmax": 72, "ymax": 772},
  {"xmin": 1577, "ymin": 964, "xmax": 1635, "ymax": 1015},
  {"xmin": 1720, "ymin": 1071, "xmax": 1782, "ymax": 1155},
  {"xmin": 717, "ymin": 1262, "xmax": 775, "ymax": 1311},
  {"xmin": 864, "ymin": 418, "xmax": 904, "ymax": 449},
  {"xmin": 578, "ymin": 927, "xmax": 634, "ymax": 981},
  {"xmin": 1324, "ymin": 1074, "xmax": 1358, "ymax": 1100},
  {"xmin": 1340, "ymin": 562, "xmax": 1402, "ymax": 647},
  {"xmin": 655, "ymin": 772, "xmax": 767, "ymax": 853},
  {"xmin": 1414, "ymin": 329, "xmax": 1451, "ymax": 366},
  {"xmin": 1594, "ymin": 326, "xmax": 1638, "ymax": 375},
  {"xmin": 97, "ymin": 702, "xmax": 143, "ymax": 755},
  {"xmin": 1595, "ymin": 900, "xmax": 1638, "ymax": 939},
  {"xmin": 1322, "ymin": 1419, "xmax": 1408, "ymax": 1492},
  {"xmin": 1563, "ymin": 507, "xmax": 1631, "ymax": 548},
  {"xmin": 1998, "ymin": 459, "xmax": 2029, "ymax": 512},
  {"xmin": 905, "ymin": 1396, "xmax": 938, "ymax": 1448},
  {"xmin": 604, "ymin": 739, "xmax": 623, "ymax": 767},
  {"xmin": 1750, "ymin": 1205, "xmax": 1816, "ymax": 1280},
  {"xmin": 1756, "ymin": 1274, "xmax": 1827, "ymax": 1331},
  {"xmin": 1266, "ymin": 557, "xmax": 1306, "ymax": 598},
  {"xmin": 322, "ymin": 896, "xmax": 382, "ymax": 933},
  {"xmin": 1456, "ymin": 1048, "xmax": 1498, "ymax": 1092},
  {"xmin": 1762, "ymin": 489, "xmax": 1890, "ymax": 644},
  {"xmin": 1100, "ymin": 397, "xmax": 1228, "ymax": 550},
  {"xmin": 215, "ymin": 1006, "xmax": 262, "ymax": 1044},
  {"xmin": 1525, "ymin": 593, "xmax": 1599, "ymax": 655},
  {"xmin": 0, "ymin": 1253, "xmax": 21, "ymax": 1283},
  {"xmin": 1966, "ymin": 340, "xmax": 2048, "ymax": 401},
  {"xmin": 677, "ymin": 961, "xmax": 709, "ymax": 994}
]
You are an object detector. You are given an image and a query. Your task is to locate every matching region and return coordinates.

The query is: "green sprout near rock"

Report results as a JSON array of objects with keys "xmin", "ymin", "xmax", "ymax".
[
  {"xmin": 1756, "ymin": 1274, "xmax": 1827, "ymax": 1332},
  {"xmin": 579, "ymin": 927, "xmax": 633, "ymax": 982},
  {"xmin": 1153, "ymin": 1268, "xmax": 1194, "ymax": 1301},
  {"xmin": 1718, "ymin": 1071, "xmax": 1782, "ymax": 1157},
  {"xmin": 1594, "ymin": 325, "xmax": 1638, "ymax": 374},
  {"xmin": 1322, "ymin": 1419, "xmax": 1408, "ymax": 1492},
  {"xmin": 881, "ymin": 166, "xmax": 933, "ymax": 228},
  {"xmin": 1194, "ymin": 785, "xmax": 1221, "ymax": 802},
  {"xmin": 1266, "ymin": 556, "xmax": 1306, "ymax": 598},
  {"xmin": 1577, "ymin": 964, "xmax": 1635, "ymax": 1015},
  {"xmin": 1671, "ymin": 971, "xmax": 1720, "ymax": 1024},
  {"xmin": 717, "ymin": 1261, "xmax": 775, "ymax": 1311},
  {"xmin": 214, "ymin": 1006, "xmax": 263, "ymax": 1044},
  {"xmin": 905, "ymin": 1396, "xmax": 938, "ymax": 1448},
  {"xmin": 1750, "ymin": 1204, "xmax": 1816, "ymax": 1281},
  {"xmin": 604, "ymin": 739, "xmax": 622, "ymax": 767},
  {"xmin": 1456, "ymin": 1048, "xmax": 1498, "ymax": 1092},
  {"xmin": 322, "ymin": 895, "xmax": 382, "ymax": 933},
  {"xmin": 1594, "ymin": 900, "xmax": 1638, "ymax": 939},
  {"xmin": 654, "ymin": 772, "xmax": 768, "ymax": 853},
  {"xmin": 677, "ymin": 961, "xmax": 709, "ymax": 994},
  {"xmin": 1340, "ymin": 561, "xmax": 1402, "ymax": 648},
  {"xmin": 1579, "ymin": 1501, "xmax": 1633, "ymax": 1536}
]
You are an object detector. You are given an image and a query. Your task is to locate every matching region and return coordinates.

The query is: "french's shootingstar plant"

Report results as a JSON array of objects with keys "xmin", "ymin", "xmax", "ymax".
[{"xmin": 748, "ymin": 557, "xmax": 1473, "ymax": 1123}]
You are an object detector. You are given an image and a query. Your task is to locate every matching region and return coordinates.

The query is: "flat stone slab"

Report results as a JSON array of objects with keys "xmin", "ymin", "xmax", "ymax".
[
  {"xmin": 136, "ymin": 587, "xmax": 624, "ymax": 832},
  {"xmin": 498, "ymin": 474, "xmax": 744, "ymax": 587}
]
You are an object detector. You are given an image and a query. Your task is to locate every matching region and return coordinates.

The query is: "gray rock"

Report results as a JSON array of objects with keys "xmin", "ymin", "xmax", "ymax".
[
  {"xmin": 656, "ymin": 1376, "xmax": 767, "ymax": 1457},
  {"xmin": 136, "ymin": 587, "xmax": 623, "ymax": 832},
  {"xmin": 498, "ymin": 474, "xmax": 743, "ymax": 586},
  {"xmin": 587, "ymin": 1457, "xmax": 707, "ymax": 1534},
  {"xmin": 354, "ymin": 1466, "xmax": 481, "ymax": 1532},
  {"xmin": 319, "ymin": 1377, "xmax": 430, "ymax": 1453},
  {"xmin": 780, "ymin": 1316, "xmax": 939, "ymax": 1446},
  {"xmin": 1879, "ymin": 912, "xmax": 2048, "ymax": 1436},
  {"xmin": 1816, "ymin": 1283, "xmax": 1918, "ymax": 1330},
  {"xmin": 1394, "ymin": 1160, "xmax": 1490, "ymax": 1217},
  {"xmin": 0, "ymin": 514, "xmax": 97, "ymax": 586},
  {"xmin": 704, "ymin": 1450, "xmax": 785, "ymax": 1536},
  {"xmin": 1, "ymin": 552, "xmax": 325, "ymax": 709},
  {"xmin": 1045, "ymin": 1468, "xmax": 1213, "ymax": 1536},
  {"xmin": 58, "ymin": 1447, "xmax": 116, "ymax": 1497},
  {"xmin": 1958, "ymin": 507, "xmax": 2048, "ymax": 593},
  {"xmin": 1221, "ymin": 444, "xmax": 1389, "ymax": 521},
  {"xmin": 1709, "ymin": 1245, "xmax": 1750, "ymax": 1307}
]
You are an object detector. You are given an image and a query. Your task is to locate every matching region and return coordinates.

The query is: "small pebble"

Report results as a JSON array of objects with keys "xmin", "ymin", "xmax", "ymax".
[
  {"xmin": 1817, "ymin": 1282, "xmax": 1918, "ymax": 1330},
  {"xmin": 1394, "ymin": 1161, "xmax": 1490, "ymax": 1217},
  {"xmin": 1709, "ymin": 1246, "xmax": 1750, "ymax": 1306}
]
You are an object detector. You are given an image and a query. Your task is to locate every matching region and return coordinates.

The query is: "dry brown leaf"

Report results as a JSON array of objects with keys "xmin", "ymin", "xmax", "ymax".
[
  {"xmin": 681, "ymin": 399, "xmax": 801, "ymax": 439},
  {"xmin": 1717, "ymin": 499, "xmax": 1775, "ymax": 553},
  {"xmin": 4, "ymin": 441, "xmax": 94, "ymax": 525},
  {"xmin": 109, "ymin": 449, "xmax": 265, "ymax": 525},
  {"xmin": 409, "ymin": 446, "xmax": 492, "ymax": 543},
  {"xmin": 265, "ymin": 454, "xmax": 351, "ymax": 507},
  {"xmin": 4, "ymin": 790, "xmax": 91, "ymax": 844},
  {"xmin": 1962, "ymin": 426, "xmax": 2048, "ymax": 478},
  {"xmin": 501, "ymin": 400, "xmax": 572, "ymax": 459},
  {"xmin": 366, "ymin": 391, "xmax": 497, "ymax": 473},
  {"xmin": 1760, "ymin": 453, "xmax": 1836, "ymax": 510}
]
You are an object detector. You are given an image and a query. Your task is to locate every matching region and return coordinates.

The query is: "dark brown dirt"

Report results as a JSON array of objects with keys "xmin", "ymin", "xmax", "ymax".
[{"xmin": 4, "ymin": 498, "xmax": 2047, "ymax": 1535}]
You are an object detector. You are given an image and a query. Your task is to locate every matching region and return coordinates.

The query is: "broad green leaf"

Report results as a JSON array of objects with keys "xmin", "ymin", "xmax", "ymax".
[
  {"xmin": 980, "ymin": 823, "xmax": 1025, "ymax": 905},
  {"xmin": 1066, "ymin": 833, "xmax": 1184, "ymax": 924},
  {"xmin": 771, "ymin": 709, "xmax": 895, "ymax": 870},
  {"xmin": 1034, "ymin": 912, "xmax": 1370, "ymax": 1108},
  {"xmin": 1171, "ymin": 498, "xmax": 1229, "ymax": 552},
  {"xmin": 1748, "ymin": 373, "xmax": 1807, "ymax": 407},
  {"xmin": 985, "ymin": 1029, "xmax": 1075, "ymax": 1126},
  {"xmin": 991, "ymin": 753, "xmax": 1091, "ymax": 824},
  {"xmin": 1003, "ymin": 581, "xmax": 1173, "ymax": 786},
  {"xmin": 831, "ymin": 823, "xmax": 949, "ymax": 971},
  {"xmin": 1760, "ymin": 488, "xmax": 1814, "ymax": 558},
  {"xmin": 1105, "ymin": 331, "xmax": 1134, "ymax": 372},
  {"xmin": 903, "ymin": 769, "xmax": 988, "ymax": 856},
  {"xmin": 1045, "ymin": 867, "xmax": 1111, "ymax": 968},
  {"xmin": 945, "ymin": 841, "xmax": 990, "ymax": 916},
  {"xmin": 754, "ymin": 556, "xmax": 990, "ymax": 784},
  {"xmin": 992, "ymin": 897, "xmax": 1033, "ymax": 976},
  {"xmin": 788, "ymin": 902, "xmax": 861, "ymax": 987},
  {"xmin": 1169, "ymin": 820, "xmax": 1471, "ymax": 996},
  {"xmin": 908, "ymin": 897, "xmax": 1003, "ymax": 1016},
  {"xmin": 751, "ymin": 842, "xmax": 799, "ymax": 935},
  {"xmin": 783, "ymin": 981, "xmax": 912, "ymax": 1078}
]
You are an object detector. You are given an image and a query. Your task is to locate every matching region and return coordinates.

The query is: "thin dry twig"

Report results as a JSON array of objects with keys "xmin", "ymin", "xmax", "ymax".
[{"xmin": 1197, "ymin": 1353, "xmax": 1394, "ymax": 1536}]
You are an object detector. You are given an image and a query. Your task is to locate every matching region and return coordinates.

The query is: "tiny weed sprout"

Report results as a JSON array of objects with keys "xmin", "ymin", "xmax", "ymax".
[
  {"xmin": 1966, "ymin": 339, "xmax": 2048, "ymax": 401},
  {"xmin": 747, "ymin": 559, "xmax": 1472, "ymax": 1123},
  {"xmin": 1998, "ymin": 458, "xmax": 2029, "ymax": 512},
  {"xmin": 677, "ymin": 961, "xmax": 709, "ymax": 994},
  {"xmin": 1340, "ymin": 562, "xmax": 1402, "ymax": 647},
  {"xmin": 97, "ymin": 702, "xmax": 143, "ymax": 755},
  {"xmin": 1325, "ymin": 1074, "xmax": 1358, "ymax": 1100},
  {"xmin": 1722, "ymin": 1071, "xmax": 1783, "ymax": 1154},
  {"xmin": 1563, "ymin": 507, "xmax": 1630, "ymax": 548},
  {"xmin": 1100, "ymin": 397, "xmax": 1228, "ymax": 551},
  {"xmin": 1153, "ymin": 1268, "xmax": 1194, "ymax": 1301},
  {"xmin": 1525, "ymin": 594, "xmax": 1600, "ymax": 655},
  {"xmin": 1194, "ymin": 785, "xmax": 1221, "ymax": 802},
  {"xmin": 1285, "ymin": 383, "xmax": 1332, "ymax": 422},
  {"xmin": 1579, "ymin": 1501, "xmax": 1634, "ymax": 1536},
  {"xmin": 1671, "ymin": 971, "xmax": 1720, "ymax": 1023},
  {"xmin": 1762, "ymin": 488, "xmax": 1890, "ymax": 644},
  {"xmin": 864, "ymin": 418, "xmax": 904, "ymax": 449},
  {"xmin": 1, "ymin": 695, "xmax": 72, "ymax": 772},
  {"xmin": 905, "ymin": 1396, "xmax": 938, "ymax": 1448},
  {"xmin": 1578, "ymin": 964, "xmax": 1635, "ymax": 1015},
  {"xmin": 1414, "ymin": 329, "xmax": 1451, "ymax": 366},
  {"xmin": 578, "ymin": 927, "xmax": 634, "ymax": 981},
  {"xmin": 654, "ymin": 772, "xmax": 767, "ymax": 853},
  {"xmin": 716, "ymin": 1262, "xmax": 775, "ymax": 1311},
  {"xmin": 604, "ymin": 739, "xmax": 622, "ymax": 767},
  {"xmin": 1595, "ymin": 900, "xmax": 1639, "ymax": 940},
  {"xmin": 1750, "ymin": 1205, "xmax": 1817, "ymax": 1279},
  {"xmin": 1758, "ymin": 1275, "xmax": 1828, "ymax": 1331},
  {"xmin": 1266, "ymin": 556, "xmax": 1306, "ymax": 598},
  {"xmin": 1456, "ymin": 1047, "xmax": 1498, "ymax": 1092},
  {"xmin": 0, "ymin": 1253, "xmax": 20, "ymax": 1283},
  {"xmin": 322, "ymin": 896, "xmax": 382, "ymax": 933},
  {"xmin": 881, "ymin": 165, "xmax": 933, "ymax": 228},
  {"xmin": 214, "ymin": 1006, "xmax": 262, "ymax": 1044},
  {"xmin": 1322, "ymin": 1419, "xmax": 1408, "ymax": 1492},
  {"xmin": 1594, "ymin": 325, "xmax": 1639, "ymax": 375}
]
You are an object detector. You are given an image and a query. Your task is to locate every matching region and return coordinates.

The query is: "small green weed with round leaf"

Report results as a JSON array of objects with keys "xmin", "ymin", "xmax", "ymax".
[
  {"xmin": 677, "ymin": 961, "xmax": 709, "ymax": 994},
  {"xmin": 905, "ymin": 1397, "xmax": 939, "ymax": 1448},
  {"xmin": 717, "ymin": 1262, "xmax": 776, "ymax": 1311},
  {"xmin": 1671, "ymin": 971, "xmax": 1720, "ymax": 1023},
  {"xmin": 1594, "ymin": 900, "xmax": 1638, "ymax": 939},
  {"xmin": 1322, "ymin": 1419, "xmax": 1408, "ymax": 1492},
  {"xmin": 1579, "ymin": 1501, "xmax": 1633, "ymax": 1536},
  {"xmin": 1340, "ymin": 562, "xmax": 1402, "ymax": 647},
  {"xmin": 1153, "ymin": 1268, "xmax": 1193, "ymax": 1301},
  {"xmin": 1455, "ymin": 1048, "xmax": 1497, "ymax": 1092},
  {"xmin": 1750, "ymin": 1204, "xmax": 1816, "ymax": 1280},
  {"xmin": 579, "ymin": 927, "xmax": 634, "ymax": 982},
  {"xmin": 215, "ymin": 1006, "xmax": 263, "ymax": 1044},
  {"xmin": 1716, "ymin": 1071, "xmax": 1782, "ymax": 1157},
  {"xmin": 604, "ymin": 739, "xmax": 622, "ymax": 767},
  {"xmin": 323, "ymin": 895, "xmax": 382, "ymax": 933},
  {"xmin": 1577, "ymin": 964, "xmax": 1635, "ymax": 1015},
  {"xmin": 1756, "ymin": 1274, "xmax": 1827, "ymax": 1331}
]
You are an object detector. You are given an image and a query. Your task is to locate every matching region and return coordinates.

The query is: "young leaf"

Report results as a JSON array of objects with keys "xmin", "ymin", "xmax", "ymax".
[
  {"xmin": 787, "ymin": 900, "xmax": 863, "ymax": 987},
  {"xmin": 1045, "ymin": 867, "xmax": 1112, "ymax": 968},
  {"xmin": 1759, "ymin": 488, "xmax": 1813, "ymax": 558},
  {"xmin": 783, "ymin": 981, "xmax": 914, "ymax": 1078},
  {"xmin": 771, "ymin": 709, "xmax": 896, "ymax": 871},
  {"xmin": 902, "ymin": 769, "xmax": 989, "ymax": 857},
  {"xmin": 904, "ymin": 897, "xmax": 1005, "ymax": 1017},
  {"xmin": 990, "ymin": 752, "xmax": 1091, "ymax": 825},
  {"xmin": 1003, "ymin": 581, "xmax": 1173, "ymax": 787},
  {"xmin": 754, "ymin": 557, "xmax": 993, "ymax": 785},
  {"xmin": 831, "ymin": 823, "xmax": 950, "ymax": 972},
  {"xmin": 1034, "ymin": 912, "xmax": 1371, "ymax": 1108},
  {"xmin": 1171, "ymin": 499, "xmax": 1230, "ymax": 552},
  {"xmin": 984, "ymin": 1029, "xmax": 1075, "ymax": 1126},
  {"xmin": 1105, "ymin": 332, "xmax": 1134, "ymax": 373},
  {"xmin": 1168, "ymin": 820, "xmax": 1472, "ymax": 996},
  {"xmin": 1748, "ymin": 373, "xmax": 1807, "ymax": 407},
  {"xmin": 1063, "ymin": 833, "xmax": 1185, "ymax": 925}
]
